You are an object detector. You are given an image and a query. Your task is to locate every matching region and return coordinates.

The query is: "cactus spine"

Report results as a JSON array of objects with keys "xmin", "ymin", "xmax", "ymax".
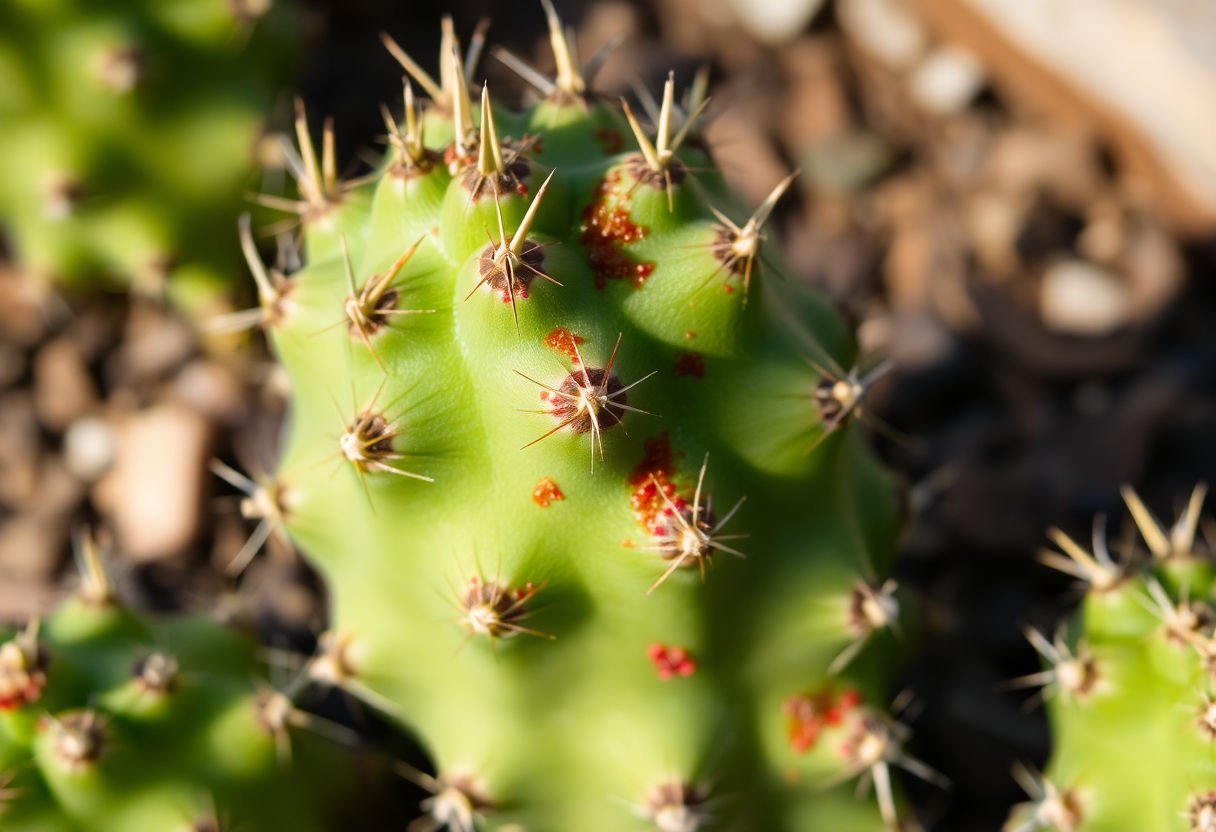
[{"xmin": 248, "ymin": 8, "xmax": 920, "ymax": 830}]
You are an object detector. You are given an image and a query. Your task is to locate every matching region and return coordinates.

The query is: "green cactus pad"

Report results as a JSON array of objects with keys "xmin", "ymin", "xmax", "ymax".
[
  {"xmin": 0, "ymin": 0, "xmax": 290, "ymax": 313},
  {"xmin": 0, "ymin": 540, "xmax": 352, "ymax": 831},
  {"xmin": 251, "ymin": 10, "xmax": 919, "ymax": 830},
  {"xmin": 1008, "ymin": 485, "xmax": 1216, "ymax": 832}
]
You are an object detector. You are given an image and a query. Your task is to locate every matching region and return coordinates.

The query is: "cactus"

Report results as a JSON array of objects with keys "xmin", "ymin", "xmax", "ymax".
[
  {"xmin": 0, "ymin": 536, "xmax": 353, "ymax": 831},
  {"xmin": 1008, "ymin": 485, "xmax": 1216, "ymax": 832},
  {"xmin": 0, "ymin": 0, "xmax": 290, "ymax": 313},
  {"xmin": 242, "ymin": 7, "xmax": 925, "ymax": 830}
]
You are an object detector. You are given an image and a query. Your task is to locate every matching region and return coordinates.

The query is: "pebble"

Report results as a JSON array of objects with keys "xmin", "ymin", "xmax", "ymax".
[
  {"xmin": 0, "ymin": 266, "xmax": 53, "ymax": 346},
  {"xmin": 704, "ymin": 101, "xmax": 790, "ymax": 208},
  {"xmin": 34, "ymin": 338, "xmax": 97, "ymax": 431},
  {"xmin": 909, "ymin": 46, "xmax": 985, "ymax": 115},
  {"xmin": 801, "ymin": 130, "xmax": 892, "ymax": 196},
  {"xmin": 113, "ymin": 302, "xmax": 195, "ymax": 384},
  {"xmin": 967, "ymin": 189, "xmax": 1025, "ymax": 274},
  {"xmin": 171, "ymin": 360, "xmax": 246, "ymax": 425},
  {"xmin": 987, "ymin": 128, "xmax": 1101, "ymax": 210},
  {"xmin": 726, "ymin": 0, "xmax": 827, "ymax": 41},
  {"xmin": 0, "ymin": 574, "xmax": 58, "ymax": 621},
  {"xmin": 0, "ymin": 457, "xmax": 86, "ymax": 596},
  {"xmin": 780, "ymin": 38, "xmax": 853, "ymax": 148},
  {"xmin": 96, "ymin": 404, "xmax": 211, "ymax": 561},
  {"xmin": 1039, "ymin": 259, "xmax": 1130, "ymax": 336},
  {"xmin": 838, "ymin": 0, "xmax": 928, "ymax": 69},
  {"xmin": 63, "ymin": 416, "xmax": 117, "ymax": 482},
  {"xmin": 0, "ymin": 516, "xmax": 65, "ymax": 585},
  {"xmin": 0, "ymin": 344, "xmax": 25, "ymax": 388},
  {"xmin": 0, "ymin": 394, "xmax": 41, "ymax": 507}
]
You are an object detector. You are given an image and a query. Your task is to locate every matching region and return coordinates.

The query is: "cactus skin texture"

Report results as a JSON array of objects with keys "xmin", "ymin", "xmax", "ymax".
[
  {"xmin": 1007, "ymin": 485, "xmax": 1216, "ymax": 832},
  {"xmin": 0, "ymin": 542, "xmax": 350, "ymax": 832},
  {"xmin": 0, "ymin": 0, "xmax": 288, "ymax": 312},
  {"xmin": 251, "ymin": 10, "xmax": 918, "ymax": 830}
]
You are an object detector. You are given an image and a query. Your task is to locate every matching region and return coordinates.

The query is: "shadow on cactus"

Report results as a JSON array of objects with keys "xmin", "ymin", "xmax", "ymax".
[{"xmin": 233, "ymin": 5, "xmax": 932, "ymax": 829}]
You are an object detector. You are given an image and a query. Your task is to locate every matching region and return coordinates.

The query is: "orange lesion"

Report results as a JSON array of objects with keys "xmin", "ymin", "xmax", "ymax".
[
  {"xmin": 628, "ymin": 441, "xmax": 747, "ymax": 593},
  {"xmin": 579, "ymin": 171, "xmax": 655, "ymax": 289},
  {"xmin": 531, "ymin": 477, "xmax": 565, "ymax": 508},
  {"xmin": 543, "ymin": 327, "xmax": 585, "ymax": 363},
  {"xmin": 783, "ymin": 687, "xmax": 862, "ymax": 754},
  {"xmin": 629, "ymin": 433, "xmax": 678, "ymax": 532}
]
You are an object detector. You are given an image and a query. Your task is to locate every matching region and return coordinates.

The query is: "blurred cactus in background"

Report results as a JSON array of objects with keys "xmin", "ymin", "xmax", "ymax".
[
  {"xmin": 1008, "ymin": 486, "xmax": 1216, "ymax": 832},
  {"xmin": 0, "ymin": 535, "xmax": 355, "ymax": 831},
  {"xmin": 0, "ymin": 0, "xmax": 292, "ymax": 315}
]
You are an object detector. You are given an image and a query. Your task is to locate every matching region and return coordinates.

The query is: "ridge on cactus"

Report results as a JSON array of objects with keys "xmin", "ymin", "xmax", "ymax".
[
  {"xmin": 234, "ymin": 4, "xmax": 927, "ymax": 829},
  {"xmin": 0, "ymin": 534, "xmax": 355, "ymax": 831},
  {"xmin": 0, "ymin": 0, "xmax": 291, "ymax": 314},
  {"xmin": 1007, "ymin": 484, "xmax": 1216, "ymax": 832}
]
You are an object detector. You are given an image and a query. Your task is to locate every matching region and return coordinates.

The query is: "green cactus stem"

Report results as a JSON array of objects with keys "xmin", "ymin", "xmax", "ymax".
[
  {"xmin": 240, "ymin": 7, "xmax": 923, "ymax": 829},
  {"xmin": 0, "ymin": 535, "xmax": 353, "ymax": 831},
  {"xmin": 0, "ymin": 0, "xmax": 291, "ymax": 314},
  {"xmin": 1008, "ymin": 484, "xmax": 1216, "ymax": 832}
]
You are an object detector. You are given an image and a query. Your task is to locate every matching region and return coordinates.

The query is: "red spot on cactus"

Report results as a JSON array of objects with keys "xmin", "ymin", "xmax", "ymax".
[
  {"xmin": 723, "ymin": 285, "xmax": 735, "ymax": 294},
  {"xmin": 0, "ymin": 686, "xmax": 41, "ymax": 711},
  {"xmin": 579, "ymin": 171, "xmax": 655, "ymax": 289},
  {"xmin": 826, "ymin": 689, "xmax": 862, "ymax": 726},
  {"xmin": 648, "ymin": 643, "xmax": 696, "ymax": 679},
  {"xmin": 684, "ymin": 331, "xmax": 696, "ymax": 340},
  {"xmin": 532, "ymin": 477, "xmax": 565, "ymax": 507},
  {"xmin": 593, "ymin": 127, "xmax": 624, "ymax": 155},
  {"xmin": 543, "ymin": 327, "xmax": 585, "ymax": 363},
  {"xmin": 783, "ymin": 687, "xmax": 863, "ymax": 754},
  {"xmin": 629, "ymin": 433, "xmax": 682, "ymax": 534},
  {"xmin": 783, "ymin": 699, "xmax": 821, "ymax": 753},
  {"xmin": 0, "ymin": 636, "xmax": 48, "ymax": 711},
  {"xmin": 674, "ymin": 352, "xmax": 705, "ymax": 378},
  {"xmin": 442, "ymin": 143, "xmax": 475, "ymax": 172},
  {"xmin": 530, "ymin": 137, "xmax": 544, "ymax": 153}
]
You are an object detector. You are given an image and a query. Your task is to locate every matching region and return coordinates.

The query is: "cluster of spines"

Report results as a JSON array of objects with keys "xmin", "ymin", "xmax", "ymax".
[
  {"xmin": 1007, "ymin": 484, "xmax": 1216, "ymax": 832},
  {"xmin": 228, "ymin": 4, "xmax": 913, "ymax": 829}
]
